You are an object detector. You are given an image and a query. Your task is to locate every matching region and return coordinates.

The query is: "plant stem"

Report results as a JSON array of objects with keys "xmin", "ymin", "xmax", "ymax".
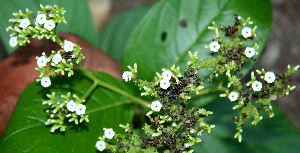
[
  {"xmin": 74, "ymin": 63, "xmax": 149, "ymax": 108},
  {"xmin": 86, "ymin": 100, "xmax": 134, "ymax": 114},
  {"xmin": 81, "ymin": 82, "xmax": 98, "ymax": 100},
  {"xmin": 55, "ymin": 31, "xmax": 63, "ymax": 44},
  {"xmin": 191, "ymin": 74, "xmax": 227, "ymax": 98}
]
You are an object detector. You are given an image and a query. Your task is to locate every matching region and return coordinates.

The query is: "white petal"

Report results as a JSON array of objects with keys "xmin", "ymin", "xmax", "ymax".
[
  {"xmin": 41, "ymin": 77, "xmax": 51, "ymax": 87},
  {"xmin": 122, "ymin": 71, "xmax": 132, "ymax": 82},
  {"xmin": 44, "ymin": 20, "xmax": 55, "ymax": 31},
  {"xmin": 75, "ymin": 104, "xmax": 86, "ymax": 115},
  {"xmin": 160, "ymin": 79, "xmax": 170, "ymax": 89},
  {"xmin": 104, "ymin": 128, "xmax": 115, "ymax": 139},
  {"xmin": 162, "ymin": 70, "xmax": 172, "ymax": 80},
  {"xmin": 95, "ymin": 140, "xmax": 106, "ymax": 151},
  {"xmin": 242, "ymin": 27, "xmax": 252, "ymax": 38},
  {"xmin": 36, "ymin": 14, "xmax": 46, "ymax": 24},
  {"xmin": 209, "ymin": 41, "xmax": 220, "ymax": 52},
  {"xmin": 151, "ymin": 100, "xmax": 162, "ymax": 112},
  {"xmin": 9, "ymin": 37, "xmax": 18, "ymax": 47}
]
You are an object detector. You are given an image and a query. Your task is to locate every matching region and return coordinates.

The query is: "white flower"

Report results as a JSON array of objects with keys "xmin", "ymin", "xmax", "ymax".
[
  {"xmin": 151, "ymin": 100, "xmax": 162, "ymax": 112},
  {"xmin": 244, "ymin": 47, "xmax": 255, "ymax": 58},
  {"xmin": 44, "ymin": 19, "xmax": 55, "ymax": 31},
  {"xmin": 19, "ymin": 18, "xmax": 30, "ymax": 29},
  {"xmin": 41, "ymin": 77, "xmax": 51, "ymax": 87},
  {"xmin": 37, "ymin": 56, "xmax": 48, "ymax": 68},
  {"xmin": 241, "ymin": 27, "xmax": 252, "ymax": 38},
  {"xmin": 160, "ymin": 79, "xmax": 170, "ymax": 89},
  {"xmin": 209, "ymin": 41, "xmax": 220, "ymax": 52},
  {"xmin": 184, "ymin": 143, "xmax": 190, "ymax": 148},
  {"xmin": 36, "ymin": 14, "xmax": 46, "ymax": 25},
  {"xmin": 228, "ymin": 91, "xmax": 239, "ymax": 101},
  {"xmin": 252, "ymin": 81, "xmax": 262, "ymax": 91},
  {"xmin": 162, "ymin": 70, "xmax": 172, "ymax": 80},
  {"xmin": 9, "ymin": 37, "xmax": 17, "ymax": 47},
  {"xmin": 52, "ymin": 53, "xmax": 62, "ymax": 64},
  {"xmin": 172, "ymin": 122, "xmax": 177, "ymax": 127},
  {"xmin": 152, "ymin": 133, "xmax": 159, "ymax": 137},
  {"xmin": 104, "ymin": 128, "xmax": 115, "ymax": 139},
  {"xmin": 75, "ymin": 104, "xmax": 86, "ymax": 115},
  {"xmin": 122, "ymin": 71, "xmax": 132, "ymax": 82},
  {"xmin": 64, "ymin": 41, "xmax": 74, "ymax": 52},
  {"xmin": 95, "ymin": 140, "xmax": 106, "ymax": 151},
  {"xmin": 264, "ymin": 71, "xmax": 276, "ymax": 83},
  {"xmin": 67, "ymin": 100, "xmax": 77, "ymax": 112}
]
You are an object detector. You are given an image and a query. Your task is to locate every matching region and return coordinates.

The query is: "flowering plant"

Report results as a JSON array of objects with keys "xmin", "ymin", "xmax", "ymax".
[{"xmin": 0, "ymin": 0, "xmax": 300, "ymax": 152}]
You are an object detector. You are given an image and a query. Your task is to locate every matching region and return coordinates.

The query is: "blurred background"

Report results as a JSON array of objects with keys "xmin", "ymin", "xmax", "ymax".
[{"xmin": 0, "ymin": 0, "xmax": 299, "ymax": 130}]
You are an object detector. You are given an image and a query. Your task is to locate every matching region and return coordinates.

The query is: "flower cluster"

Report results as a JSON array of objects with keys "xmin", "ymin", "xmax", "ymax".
[
  {"xmin": 101, "ymin": 52, "xmax": 213, "ymax": 152},
  {"xmin": 35, "ymin": 40, "xmax": 85, "ymax": 87},
  {"xmin": 95, "ymin": 128, "xmax": 116, "ymax": 151},
  {"xmin": 43, "ymin": 92, "xmax": 89, "ymax": 133},
  {"xmin": 204, "ymin": 14, "xmax": 298, "ymax": 142},
  {"xmin": 6, "ymin": 5, "xmax": 85, "ymax": 88},
  {"xmin": 6, "ymin": 5, "xmax": 67, "ymax": 47}
]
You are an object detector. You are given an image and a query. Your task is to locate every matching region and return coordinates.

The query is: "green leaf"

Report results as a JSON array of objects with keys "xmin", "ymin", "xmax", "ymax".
[
  {"xmin": 123, "ymin": 0, "xmax": 272, "ymax": 81},
  {"xmin": 0, "ymin": 0, "xmax": 98, "ymax": 54},
  {"xmin": 99, "ymin": 6, "xmax": 150, "ymax": 62},
  {"xmin": 192, "ymin": 98, "xmax": 300, "ymax": 153},
  {"xmin": 0, "ymin": 70, "xmax": 135, "ymax": 152}
]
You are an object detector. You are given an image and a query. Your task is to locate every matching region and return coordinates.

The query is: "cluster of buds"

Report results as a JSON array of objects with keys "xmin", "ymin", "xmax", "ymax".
[
  {"xmin": 204, "ymin": 14, "xmax": 298, "ymax": 142},
  {"xmin": 35, "ymin": 40, "xmax": 85, "ymax": 87},
  {"xmin": 6, "ymin": 5, "xmax": 85, "ymax": 88},
  {"xmin": 6, "ymin": 4, "xmax": 66, "ymax": 47},
  {"xmin": 100, "ymin": 52, "xmax": 214, "ymax": 152},
  {"xmin": 43, "ymin": 92, "xmax": 89, "ymax": 133}
]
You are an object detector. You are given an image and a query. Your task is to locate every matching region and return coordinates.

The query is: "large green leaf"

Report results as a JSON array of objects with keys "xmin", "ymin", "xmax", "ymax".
[
  {"xmin": 123, "ymin": 0, "xmax": 272, "ymax": 81},
  {"xmin": 0, "ymin": 71, "xmax": 135, "ymax": 152},
  {"xmin": 0, "ymin": 0, "xmax": 98, "ymax": 54},
  {"xmin": 98, "ymin": 6, "xmax": 150, "ymax": 62},
  {"xmin": 192, "ymin": 97, "xmax": 300, "ymax": 153}
]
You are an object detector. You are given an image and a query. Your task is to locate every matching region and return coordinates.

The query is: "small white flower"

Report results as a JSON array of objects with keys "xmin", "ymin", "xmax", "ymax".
[
  {"xmin": 151, "ymin": 100, "xmax": 162, "ymax": 112},
  {"xmin": 36, "ymin": 14, "xmax": 46, "ymax": 25},
  {"xmin": 122, "ymin": 71, "xmax": 132, "ymax": 82},
  {"xmin": 160, "ymin": 79, "xmax": 170, "ymax": 89},
  {"xmin": 264, "ymin": 71, "xmax": 276, "ymax": 83},
  {"xmin": 52, "ymin": 53, "xmax": 62, "ymax": 64},
  {"xmin": 228, "ymin": 91, "xmax": 239, "ymax": 102},
  {"xmin": 19, "ymin": 18, "xmax": 30, "ymax": 29},
  {"xmin": 44, "ymin": 19, "xmax": 55, "ymax": 31},
  {"xmin": 95, "ymin": 140, "xmax": 106, "ymax": 151},
  {"xmin": 67, "ymin": 100, "xmax": 77, "ymax": 112},
  {"xmin": 162, "ymin": 70, "xmax": 172, "ymax": 80},
  {"xmin": 37, "ymin": 56, "xmax": 48, "ymax": 68},
  {"xmin": 64, "ymin": 41, "xmax": 74, "ymax": 52},
  {"xmin": 152, "ymin": 133, "xmax": 158, "ymax": 137},
  {"xmin": 244, "ymin": 47, "xmax": 255, "ymax": 58},
  {"xmin": 9, "ymin": 37, "xmax": 18, "ymax": 47},
  {"xmin": 41, "ymin": 77, "xmax": 51, "ymax": 87},
  {"xmin": 252, "ymin": 81, "xmax": 262, "ymax": 91},
  {"xmin": 242, "ymin": 27, "xmax": 252, "ymax": 38},
  {"xmin": 104, "ymin": 128, "xmax": 115, "ymax": 139},
  {"xmin": 184, "ymin": 143, "xmax": 190, "ymax": 148},
  {"xmin": 209, "ymin": 41, "xmax": 220, "ymax": 52},
  {"xmin": 75, "ymin": 104, "xmax": 86, "ymax": 115},
  {"xmin": 172, "ymin": 122, "xmax": 177, "ymax": 127}
]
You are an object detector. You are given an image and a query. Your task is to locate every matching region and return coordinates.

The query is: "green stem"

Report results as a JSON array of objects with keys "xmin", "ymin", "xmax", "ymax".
[
  {"xmin": 191, "ymin": 74, "xmax": 227, "ymax": 98},
  {"xmin": 81, "ymin": 82, "xmax": 98, "ymax": 100},
  {"xmin": 74, "ymin": 63, "xmax": 149, "ymax": 108},
  {"xmin": 86, "ymin": 100, "xmax": 134, "ymax": 114},
  {"xmin": 55, "ymin": 31, "xmax": 63, "ymax": 44}
]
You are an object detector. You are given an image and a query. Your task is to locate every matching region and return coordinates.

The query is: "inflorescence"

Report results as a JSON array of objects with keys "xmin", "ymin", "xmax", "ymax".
[
  {"xmin": 6, "ymin": 5, "xmax": 298, "ymax": 152},
  {"xmin": 97, "ymin": 14, "xmax": 298, "ymax": 152}
]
